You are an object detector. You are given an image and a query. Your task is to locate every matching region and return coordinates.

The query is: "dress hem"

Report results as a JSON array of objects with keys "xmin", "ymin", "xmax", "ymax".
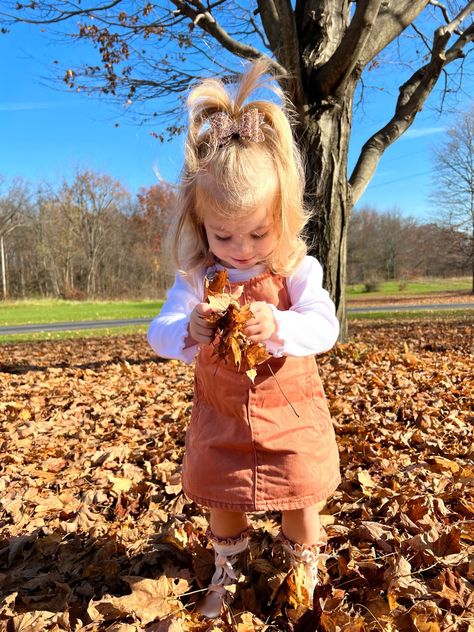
[{"xmin": 182, "ymin": 474, "xmax": 341, "ymax": 512}]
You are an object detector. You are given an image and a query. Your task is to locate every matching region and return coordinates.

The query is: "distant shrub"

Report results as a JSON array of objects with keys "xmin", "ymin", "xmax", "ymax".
[
  {"xmin": 363, "ymin": 278, "xmax": 381, "ymax": 293},
  {"xmin": 61, "ymin": 288, "xmax": 87, "ymax": 300}
]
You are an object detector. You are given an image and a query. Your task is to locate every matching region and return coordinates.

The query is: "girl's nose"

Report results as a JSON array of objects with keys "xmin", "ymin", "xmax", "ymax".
[{"xmin": 236, "ymin": 237, "xmax": 252, "ymax": 253}]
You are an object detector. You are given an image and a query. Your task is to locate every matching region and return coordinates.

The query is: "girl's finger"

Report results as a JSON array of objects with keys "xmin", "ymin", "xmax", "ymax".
[{"xmin": 245, "ymin": 326, "xmax": 260, "ymax": 338}]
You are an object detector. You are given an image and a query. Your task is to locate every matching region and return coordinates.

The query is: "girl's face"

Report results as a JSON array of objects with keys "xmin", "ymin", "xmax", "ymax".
[{"xmin": 203, "ymin": 203, "xmax": 278, "ymax": 269}]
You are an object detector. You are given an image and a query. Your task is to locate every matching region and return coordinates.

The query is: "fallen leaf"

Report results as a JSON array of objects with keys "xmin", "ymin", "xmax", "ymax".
[{"xmin": 89, "ymin": 575, "xmax": 190, "ymax": 625}]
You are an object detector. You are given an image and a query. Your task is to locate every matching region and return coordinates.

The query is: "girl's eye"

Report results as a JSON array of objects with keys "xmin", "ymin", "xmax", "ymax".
[
  {"xmin": 215, "ymin": 235, "xmax": 230, "ymax": 241},
  {"xmin": 252, "ymin": 231, "xmax": 268, "ymax": 240}
]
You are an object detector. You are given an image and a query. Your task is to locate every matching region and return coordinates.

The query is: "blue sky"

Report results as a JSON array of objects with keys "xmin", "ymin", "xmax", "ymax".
[{"xmin": 0, "ymin": 20, "xmax": 472, "ymax": 220}]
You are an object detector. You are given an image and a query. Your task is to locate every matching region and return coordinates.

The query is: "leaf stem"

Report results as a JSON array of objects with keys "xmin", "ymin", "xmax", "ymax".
[{"xmin": 267, "ymin": 363, "xmax": 300, "ymax": 418}]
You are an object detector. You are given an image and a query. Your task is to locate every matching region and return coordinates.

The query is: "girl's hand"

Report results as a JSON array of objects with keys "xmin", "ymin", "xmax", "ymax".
[
  {"xmin": 188, "ymin": 302, "xmax": 217, "ymax": 345},
  {"xmin": 244, "ymin": 301, "xmax": 276, "ymax": 342}
]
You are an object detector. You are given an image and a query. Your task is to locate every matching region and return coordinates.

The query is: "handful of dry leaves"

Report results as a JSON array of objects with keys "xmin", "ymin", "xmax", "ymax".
[{"xmin": 204, "ymin": 270, "xmax": 270, "ymax": 382}]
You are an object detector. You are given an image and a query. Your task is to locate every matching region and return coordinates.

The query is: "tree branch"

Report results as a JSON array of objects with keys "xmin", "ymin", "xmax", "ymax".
[
  {"xmin": 170, "ymin": 0, "xmax": 284, "ymax": 73},
  {"xmin": 359, "ymin": 0, "xmax": 430, "ymax": 66},
  {"xmin": 0, "ymin": 212, "xmax": 18, "ymax": 235},
  {"xmin": 248, "ymin": 12, "xmax": 270, "ymax": 49},
  {"xmin": 256, "ymin": 0, "xmax": 279, "ymax": 53},
  {"xmin": 256, "ymin": 0, "xmax": 304, "ymax": 108},
  {"xmin": 429, "ymin": 0, "xmax": 453, "ymax": 25},
  {"xmin": 445, "ymin": 22, "xmax": 474, "ymax": 62},
  {"xmin": 411, "ymin": 21, "xmax": 432, "ymax": 51},
  {"xmin": 443, "ymin": 1, "xmax": 474, "ymax": 36},
  {"xmin": 349, "ymin": 6, "xmax": 474, "ymax": 204},
  {"xmin": 0, "ymin": 0, "xmax": 122, "ymax": 25},
  {"xmin": 312, "ymin": 0, "xmax": 383, "ymax": 96}
]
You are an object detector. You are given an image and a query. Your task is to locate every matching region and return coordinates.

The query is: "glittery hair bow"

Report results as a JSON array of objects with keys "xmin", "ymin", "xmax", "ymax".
[{"xmin": 208, "ymin": 108, "xmax": 265, "ymax": 145}]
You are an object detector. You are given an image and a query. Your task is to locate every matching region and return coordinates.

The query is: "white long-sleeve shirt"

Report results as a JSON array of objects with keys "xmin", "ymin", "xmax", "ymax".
[{"xmin": 147, "ymin": 256, "xmax": 339, "ymax": 363}]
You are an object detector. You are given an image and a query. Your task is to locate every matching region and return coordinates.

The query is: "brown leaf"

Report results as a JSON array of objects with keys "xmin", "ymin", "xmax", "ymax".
[
  {"xmin": 427, "ymin": 456, "xmax": 461, "ymax": 474},
  {"xmin": 384, "ymin": 556, "xmax": 428, "ymax": 608},
  {"xmin": 207, "ymin": 292, "xmax": 232, "ymax": 314},
  {"xmin": 410, "ymin": 613, "xmax": 441, "ymax": 631},
  {"xmin": 89, "ymin": 575, "xmax": 190, "ymax": 625},
  {"xmin": 204, "ymin": 270, "xmax": 269, "ymax": 378},
  {"xmin": 206, "ymin": 269, "xmax": 228, "ymax": 294}
]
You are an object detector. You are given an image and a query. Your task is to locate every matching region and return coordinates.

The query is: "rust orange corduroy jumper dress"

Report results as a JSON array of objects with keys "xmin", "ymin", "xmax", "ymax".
[{"xmin": 181, "ymin": 270, "xmax": 341, "ymax": 511}]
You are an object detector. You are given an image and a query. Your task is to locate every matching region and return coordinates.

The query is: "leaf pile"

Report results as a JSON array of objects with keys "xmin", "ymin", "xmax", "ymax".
[
  {"xmin": 205, "ymin": 270, "xmax": 270, "ymax": 382},
  {"xmin": 0, "ymin": 316, "xmax": 473, "ymax": 631}
]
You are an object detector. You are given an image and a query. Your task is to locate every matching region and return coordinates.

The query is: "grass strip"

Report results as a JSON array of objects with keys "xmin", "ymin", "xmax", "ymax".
[
  {"xmin": 347, "ymin": 277, "xmax": 471, "ymax": 296},
  {"xmin": 0, "ymin": 299, "xmax": 163, "ymax": 326}
]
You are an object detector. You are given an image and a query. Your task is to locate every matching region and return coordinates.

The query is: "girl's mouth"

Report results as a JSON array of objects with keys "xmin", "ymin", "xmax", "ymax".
[{"xmin": 233, "ymin": 258, "xmax": 253, "ymax": 265}]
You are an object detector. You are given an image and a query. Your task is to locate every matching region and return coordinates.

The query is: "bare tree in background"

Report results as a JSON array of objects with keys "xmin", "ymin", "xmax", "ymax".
[
  {"xmin": 36, "ymin": 191, "xmax": 82, "ymax": 298},
  {"xmin": 348, "ymin": 207, "xmax": 418, "ymax": 286},
  {"xmin": 0, "ymin": 173, "xmax": 178, "ymax": 299},
  {"xmin": 348, "ymin": 205, "xmax": 471, "ymax": 285},
  {"xmin": 57, "ymin": 170, "xmax": 131, "ymax": 296},
  {"xmin": 134, "ymin": 183, "xmax": 176, "ymax": 289},
  {"xmin": 0, "ymin": 178, "xmax": 29, "ymax": 300},
  {"xmin": 431, "ymin": 106, "xmax": 474, "ymax": 291},
  {"xmin": 1, "ymin": 1, "xmax": 473, "ymax": 334}
]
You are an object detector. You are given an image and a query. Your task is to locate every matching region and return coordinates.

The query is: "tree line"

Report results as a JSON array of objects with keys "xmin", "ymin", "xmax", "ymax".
[
  {"xmin": 0, "ymin": 172, "xmax": 174, "ymax": 301},
  {"xmin": 0, "ymin": 170, "xmax": 470, "ymax": 301},
  {"xmin": 348, "ymin": 207, "xmax": 471, "ymax": 289}
]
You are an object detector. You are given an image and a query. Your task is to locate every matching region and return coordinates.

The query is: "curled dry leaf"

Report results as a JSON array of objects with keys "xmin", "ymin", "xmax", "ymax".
[
  {"xmin": 205, "ymin": 270, "xmax": 270, "ymax": 381},
  {"xmin": 88, "ymin": 575, "xmax": 190, "ymax": 625}
]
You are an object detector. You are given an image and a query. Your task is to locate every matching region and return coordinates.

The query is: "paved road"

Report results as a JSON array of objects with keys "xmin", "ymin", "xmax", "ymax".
[
  {"xmin": 0, "ymin": 303, "xmax": 472, "ymax": 335},
  {"xmin": 0, "ymin": 317, "xmax": 151, "ymax": 335}
]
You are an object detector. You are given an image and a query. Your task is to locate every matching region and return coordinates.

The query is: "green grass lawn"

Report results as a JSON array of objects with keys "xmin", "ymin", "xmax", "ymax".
[
  {"xmin": 347, "ymin": 277, "xmax": 471, "ymax": 297},
  {"xmin": 0, "ymin": 299, "xmax": 163, "ymax": 326}
]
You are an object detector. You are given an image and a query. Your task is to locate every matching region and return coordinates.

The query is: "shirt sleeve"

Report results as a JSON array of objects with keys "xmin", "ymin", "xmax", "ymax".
[
  {"xmin": 264, "ymin": 256, "xmax": 339, "ymax": 357},
  {"xmin": 147, "ymin": 271, "xmax": 203, "ymax": 363}
]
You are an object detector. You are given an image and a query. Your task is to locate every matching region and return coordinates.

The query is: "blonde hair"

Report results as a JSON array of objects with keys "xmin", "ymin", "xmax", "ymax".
[{"xmin": 171, "ymin": 59, "xmax": 309, "ymax": 276}]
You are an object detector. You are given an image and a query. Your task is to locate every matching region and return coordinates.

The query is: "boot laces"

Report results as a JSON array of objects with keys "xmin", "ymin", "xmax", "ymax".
[
  {"xmin": 208, "ymin": 551, "xmax": 239, "ymax": 595},
  {"xmin": 299, "ymin": 547, "xmax": 329, "ymax": 567}
]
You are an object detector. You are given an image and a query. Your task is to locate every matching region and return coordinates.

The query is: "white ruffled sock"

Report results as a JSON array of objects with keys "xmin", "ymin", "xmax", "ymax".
[
  {"xmin": 277, "ymin": 530, "xmax": 328, "ymax": 598},
  {"xmin": 196, "ymin": 529, "xmax": 250, "ymax": 618}
]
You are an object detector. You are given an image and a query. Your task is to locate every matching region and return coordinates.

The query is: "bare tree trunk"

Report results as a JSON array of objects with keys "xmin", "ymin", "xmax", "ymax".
[
  {"xmin": 45, "ymin": 254, "xmax": 61, "ymax": 297},
  {"xmin": 20, "ymin": 255, "xmax": 26, "ymax": 298},
  {"xmin": 299, "ymin": 91, "xmax": 354, "ymax": 340},
  {"xmin": 87, "ymin": 255, "xmax": 99, "ymax": 296}
]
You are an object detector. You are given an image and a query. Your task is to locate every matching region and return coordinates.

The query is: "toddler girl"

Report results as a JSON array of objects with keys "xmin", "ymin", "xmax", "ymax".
[{"xmin": 148, "ymin": 60, "xmax": 340, "ymax": 618}]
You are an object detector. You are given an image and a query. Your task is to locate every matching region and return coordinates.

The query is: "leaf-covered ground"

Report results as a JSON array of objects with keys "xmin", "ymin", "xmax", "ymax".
[{"xmin": 0, "ymin": 317, "xmax": 473, "ymax": 631}]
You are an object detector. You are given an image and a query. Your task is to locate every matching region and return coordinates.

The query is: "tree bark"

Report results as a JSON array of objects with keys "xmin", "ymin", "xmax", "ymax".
[{"xmin": 298, "ymin": 86, "xmax": 354, "ymax": 340}]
